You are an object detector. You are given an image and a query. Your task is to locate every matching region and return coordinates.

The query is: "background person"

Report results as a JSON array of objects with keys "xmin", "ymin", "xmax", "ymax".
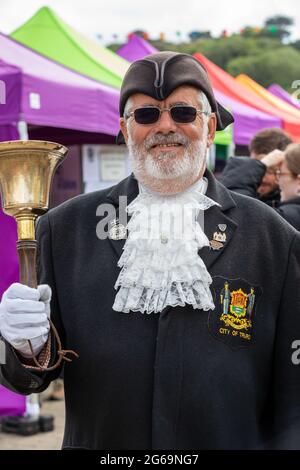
[{"xmin": 220, "ymin": 128, "xmax": 292, "ymax": 207}]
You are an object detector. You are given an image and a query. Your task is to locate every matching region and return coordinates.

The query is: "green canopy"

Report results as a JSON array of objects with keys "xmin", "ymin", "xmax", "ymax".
[
  {"xmin": 214, "ymin": 123, "xmax": 233, "ymax": 146},
  {"xmin": 11, "ymin": 6, "xmax": 129, "ymax": 88}
]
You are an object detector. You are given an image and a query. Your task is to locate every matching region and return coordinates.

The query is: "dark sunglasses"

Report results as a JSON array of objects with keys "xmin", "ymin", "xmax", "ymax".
[{"xmin": 126, "ymin": 105, "xmax": 208, "ymax": 125}]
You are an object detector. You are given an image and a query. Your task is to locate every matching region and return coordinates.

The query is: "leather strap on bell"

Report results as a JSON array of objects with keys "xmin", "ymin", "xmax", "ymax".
[{"xmin": 26, "ymin": 320, "xmax": 79, "ymax": 371}]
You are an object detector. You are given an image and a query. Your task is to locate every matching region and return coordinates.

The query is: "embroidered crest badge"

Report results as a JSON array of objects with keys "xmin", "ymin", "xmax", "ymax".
[{"xmin": 208, "ymin": 277, "xmax": 262, "ymax": 348}]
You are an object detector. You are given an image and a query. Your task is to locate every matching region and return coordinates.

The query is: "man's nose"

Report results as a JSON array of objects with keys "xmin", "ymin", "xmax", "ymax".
[{"xmin": 154, "ymin": 109, "xmax": 178, "ymax": 133}]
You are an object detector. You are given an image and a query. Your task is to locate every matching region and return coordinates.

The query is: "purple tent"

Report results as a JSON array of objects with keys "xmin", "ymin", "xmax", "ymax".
[
  {"xmin": 117, "ymin": 34, "xmax": 157, "ymax": 62},
  {"xmin": 0, "ymin": 32, "xmax": 121, "ymax": 299},
  {"xmin": 0, "ymin": 124, "xmax": 19, "ymax": 140},
  {"xmin": 0, "ymin": 34, "xmax": 124, "ymax": 417},
  {"xmin": 0, "ymin": 62, "xmax": 22, "ymax": 414},
  {"xmin": 0, "ymin": 35, "xmax": 122, "ymax": 416},
  {"xmin": 214, "ymin": 89, "xmax": 282, "ymax": 146},
  {"xmin": 0, "ymin": 200, "xmax": 18, "ymax": 296},
  {"xmin": 0, "ymin": 385, "xmax": 26, "ymax": 416},
  {"xmin": 0, "ymin": 60, "xmax": 21, "ymax": 143},
  {"xmin": 268, "ymin": 84, "xmax": 300, "ymax": 110},
  {"xmin": 0, "ymin": 33, "xmax": 120, "ymax": 137},
  {"xmin": 0, "ymin": 60, "xmax": 21, "ymax": 126},
  {"xmin": 0, "ymin": 62, "xmax": 21, "ymax": 336},
  {"xmin": 0, "ymin": 202, "xmax": 22, "ymax": 416}
]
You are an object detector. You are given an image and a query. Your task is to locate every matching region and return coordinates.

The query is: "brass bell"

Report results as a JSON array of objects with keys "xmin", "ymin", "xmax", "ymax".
[{"xmin": 0, "ymin": 140, "xmax": 67, "ymax": 288}]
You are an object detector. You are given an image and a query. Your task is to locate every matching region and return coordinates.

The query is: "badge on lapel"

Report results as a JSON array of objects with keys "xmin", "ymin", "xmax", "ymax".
[
  {"xmin": 209, "ymin": 224, "xmax": 227, "ymax": 250},
  {"xmin": 208, "ymin": 276, "xmax": 262, "ymax": 348},
  {"xmin": 108, "ymin": 218, "xmax": 127, "ymax": 240}
]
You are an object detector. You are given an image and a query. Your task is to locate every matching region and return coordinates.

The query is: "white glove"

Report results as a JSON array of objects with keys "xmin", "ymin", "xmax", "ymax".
[{"xmin": 0, "ymin": 283, "xmax": 51, "ymax": 358}]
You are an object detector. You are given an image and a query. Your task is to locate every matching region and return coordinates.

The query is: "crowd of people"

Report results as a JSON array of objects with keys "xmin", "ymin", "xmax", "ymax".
[{"xmin": 220, "ymin": 128, "xmax": 300, "ymax": 230}]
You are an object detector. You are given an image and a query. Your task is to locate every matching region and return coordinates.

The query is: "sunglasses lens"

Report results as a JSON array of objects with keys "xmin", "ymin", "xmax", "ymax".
[
  {"xmin": 134, "ymin": 107, "xmax": 160, "ymax": 124},
  {"xmin": 171, "ymin": 106, "xmax": 197, "ymax": 123}
]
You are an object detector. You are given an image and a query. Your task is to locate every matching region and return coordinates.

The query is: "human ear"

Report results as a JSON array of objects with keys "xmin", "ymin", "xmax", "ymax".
[
  {"xmin": 120, "ymin": 118, "xmax": 129, "ymax": 145},
  {"xmin": 206, "ymin": 113, "xmax": 217, "ymax": 147},
  {"xmin": 296, "ymin": 174, "xmax": 300, "ymax": 195}
]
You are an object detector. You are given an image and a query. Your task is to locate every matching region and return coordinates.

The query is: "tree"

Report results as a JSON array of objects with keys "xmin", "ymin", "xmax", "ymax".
[
  {"xmin": 263, "ymin": 15, "xmax": 294, "ymax": 41},
  {"xmin": 265, "ymin": 15, "xmax": 294, "ymax": 28},
  {"xmin": 174, "ymin": 35, "xmax": 281, "ymax": 70},
  {"xmin": 291, "ymin": 39, "xmax": 300, "ymax": 52},
  {"xmin": 227, "ymin": 47, "xmax": 300, "ymax": 89}
]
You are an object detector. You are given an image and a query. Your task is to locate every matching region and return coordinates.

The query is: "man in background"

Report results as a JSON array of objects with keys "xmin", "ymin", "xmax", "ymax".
[{"xmin": 220, "ymin": 128, "xmax": 292, "ymax": 207}]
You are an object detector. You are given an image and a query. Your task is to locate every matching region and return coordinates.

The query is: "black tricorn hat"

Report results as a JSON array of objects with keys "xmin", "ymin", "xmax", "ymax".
[{"xmin": 116, "ymin": 51, "xmax": 234, "ymax": 144}]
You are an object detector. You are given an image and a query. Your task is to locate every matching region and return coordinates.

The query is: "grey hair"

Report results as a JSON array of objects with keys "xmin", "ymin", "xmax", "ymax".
[
  {"xmin": 197, "ymin": 91, "xmax": 212, "ymax": 115},
  {"xmin": 123, "ymin": 97, "xmax": 133, "ymax": 119}
]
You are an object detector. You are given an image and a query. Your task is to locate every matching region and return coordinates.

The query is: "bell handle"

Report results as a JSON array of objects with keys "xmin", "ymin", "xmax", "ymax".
[
  {"xmin": 16, "ymin": 241, "xmax": 78, "ymax": 371},
  {"xmin": 17, "ymin": 240, "xmax": 38, "ymax": 288}
]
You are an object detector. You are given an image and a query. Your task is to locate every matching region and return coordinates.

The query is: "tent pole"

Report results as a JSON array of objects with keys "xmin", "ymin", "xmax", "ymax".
[{"xmin": 17, "ymin": 121, "xmax": 28, "ymax": 140}]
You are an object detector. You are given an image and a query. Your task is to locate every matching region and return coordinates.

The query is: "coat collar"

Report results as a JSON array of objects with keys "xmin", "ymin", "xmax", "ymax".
[
  {"xmin": 105, "ymin": 170, "xmax": 236, "ymax": 209},
  {"xmin": 105, "ymin": 170, "xmax": 238, "ymax": 271},
  {"xmin": 106, "ymin": 172, "xmax": 138, "ymax": 207},
  {"xmin": 279, "ymin": 196, "xmax": 300, "ymax": 207}
]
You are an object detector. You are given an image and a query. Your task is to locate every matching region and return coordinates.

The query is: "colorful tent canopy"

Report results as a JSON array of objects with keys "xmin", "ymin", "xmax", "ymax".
[
  {"xmin": 0, "ymin": 34, "xmax": 120, "ymax": 136},
  {"xmin": 0, "ymin": 125, "xmax": 19, "ymax": 140},
  {"xmin": 117, "ymin": 34, "xmax": 157, "ymax": 62},
  {"xmin": 214, "ymin": 89, "xmax": 281, "ymax": 146},
  {"xmin": 236, "ymin": 74, "xmax": 300, "ymax": 119},
  {"xmin": 11, "ymin": 6, "xmax": 129, "ymax": 88},
  {"xmin": 268, "ymin": 84, "xmax": 300, "ymax": 110},
  {"xmin": 0, "ymin": 201, "xmax": 25, "ymax": 416},
  {"xmin": 0, "ymin": 33, "xmax": 121, "ymax": 309},
  {"xmin": 0, "ymin": 60, "xmax": 21, "ymax": 125},
  {"xmin": 0, "ymin": 385, "xmax": 26, "ymax": 416},
  {"xmin": 0, "ymin": 200, "xmax": 18, "ymax": 298},
  {"xmin": 194, "ymin": 53, "xmax": 300, "ymax": 142}
]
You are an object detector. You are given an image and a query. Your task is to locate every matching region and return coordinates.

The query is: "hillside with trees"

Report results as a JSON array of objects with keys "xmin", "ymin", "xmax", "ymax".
[{"xmin": 108, "ymin": 15, "xmax": 300, "ymax": 92}]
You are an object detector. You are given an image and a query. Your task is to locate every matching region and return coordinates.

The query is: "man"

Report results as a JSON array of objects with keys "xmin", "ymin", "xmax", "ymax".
[
  {"xmin": 1, "ymin": 52, "xmax": 300, "ymax": 450},
  {"xmin": 220, "ymin": 128, "xmax": 292, "ymax": 207}
]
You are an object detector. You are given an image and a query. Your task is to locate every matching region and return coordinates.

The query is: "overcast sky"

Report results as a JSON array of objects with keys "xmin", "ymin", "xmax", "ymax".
[{"xmin": 0, "ymin": 0, "xmax": 299, "ymax": 45}]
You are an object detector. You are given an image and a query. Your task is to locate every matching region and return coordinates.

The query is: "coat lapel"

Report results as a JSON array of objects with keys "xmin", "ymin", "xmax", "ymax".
[
  {"xmin": 199, "ymin": 170, "xmax": 238, "ymax": 270},
  {"xmin": 105, "ymin": 173, "xmax": 138, "ymax": 260}
]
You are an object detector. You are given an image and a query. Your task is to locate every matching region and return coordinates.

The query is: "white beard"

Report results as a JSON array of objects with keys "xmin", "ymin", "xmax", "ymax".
[{"xmin": 127, "ymin": 128, "xmax": 208, "ymax": 185}]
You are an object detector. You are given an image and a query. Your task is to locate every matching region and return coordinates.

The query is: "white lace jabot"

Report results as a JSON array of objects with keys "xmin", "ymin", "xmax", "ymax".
[{"xmin": 112, "ymin": 178, "xmax": 219, "ymax": 314}]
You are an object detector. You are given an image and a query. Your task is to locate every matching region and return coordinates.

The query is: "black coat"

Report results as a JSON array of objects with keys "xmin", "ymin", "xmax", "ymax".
[
  {"xmin": 220, "ymin": 156, "xmax": 281, "ymax": 207},
  {"xmin": 277, "ymin": 197, "xmax": 300, "ymax": 232},
  {"xmin": 220, "ymin": 156, "xmax": 300, "ymax": 230},
  {"xmin": 1, "ymin": 171, "xmax": 300, "ymax": 450}
]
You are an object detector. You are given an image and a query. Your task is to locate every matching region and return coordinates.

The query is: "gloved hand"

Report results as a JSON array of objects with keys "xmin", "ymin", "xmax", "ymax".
[{"xmin": 0, "ymin": 283, "xmax": 51, "ymax": 358}]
